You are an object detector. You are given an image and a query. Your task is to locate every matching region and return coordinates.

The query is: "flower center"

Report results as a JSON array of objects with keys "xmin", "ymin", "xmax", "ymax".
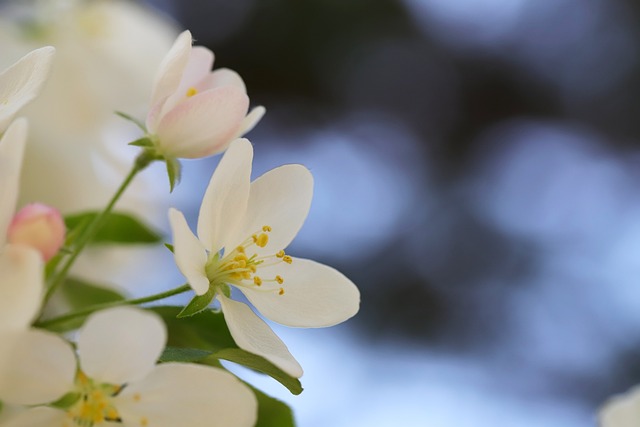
[
  {"xmin": 66, "ymin": 371, "xmax": 121, "ymax": 427},
  {"xmin": 205, "ymin": 225, "xmax": 292, "ymax": 296},
  {"xmin": 185, "ymin": 86, "xmax": 198, "ymax": 97}
]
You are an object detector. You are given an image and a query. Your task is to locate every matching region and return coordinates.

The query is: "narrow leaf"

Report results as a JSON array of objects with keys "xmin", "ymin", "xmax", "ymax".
[
  {"xmin": 64, "ymin": 211, "xmax": 161, "ymax": 245},
  {"xmin": 252, "ymin": 386, "xmax": 296, "ymax": 427},
  {"xmin": 177, "ymin": 288, "xmax": 216, "ymax": 318},
  {"xmin": 166, "ymin": 157, "xmax": 182, "ymax": 192},
  {"xmin": 213, "ymin": 348, "xmax": 303, "ymax": 395},
  {"xmin": 115, "ymin": 110, "xmax": 147, "ymax": 132}
]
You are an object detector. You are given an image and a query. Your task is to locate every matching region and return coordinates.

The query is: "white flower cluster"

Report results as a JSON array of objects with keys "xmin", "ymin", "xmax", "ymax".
[{"xmin": 0, "ymin": 21, "xmax": 359, "ymax": 427}]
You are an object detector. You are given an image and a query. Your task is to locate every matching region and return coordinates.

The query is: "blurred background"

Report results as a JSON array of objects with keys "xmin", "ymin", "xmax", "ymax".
[{"xmin": 5, "ymin": 0, "xmax": 640, "ymax": 425}]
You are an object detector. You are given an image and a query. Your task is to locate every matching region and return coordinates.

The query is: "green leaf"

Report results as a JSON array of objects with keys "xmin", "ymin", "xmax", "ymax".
[
  {"xmin": 252, "ymin": 386, "xmax": 296, "ymax": 427},
  {"xmin": 150, "ymin": 306, "xmax": 236, "ymax": 351},
  {"xmin": 128, "ymin": 137, "xmax": 153, "ymax": 147},
  {"xmin": 60, "ymin": 277, "xmax": 126, "ymax": 310},
  {"xmin": 150, "ymin": 306, "xmax": 303, "ymax": 394},
  {"xmin": 213, "ymin": 348, "xmax": 303, "ymax": 395},
  {"xmin": 177, "ymin": 287, "xmax": 216, "ymax": 318},
  {"xmin": 115, "ymin": 111, "xmax": 147, "ymax": 132},
  {"xmin": 166, "ymin": 157, "xmax": 182, "ymax": 192},
  {"xmin": 65, "ymin": 211, "xmax": 161, "ymax": 246},
  {"xmin": 159, "ymin": 346, "xmax": 212, "ymax": 363}
]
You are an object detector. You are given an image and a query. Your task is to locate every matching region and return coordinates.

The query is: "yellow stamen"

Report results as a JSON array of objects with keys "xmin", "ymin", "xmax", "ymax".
[
  {"xmin": 282, "ymin": 255, "xmax": 293, "ymax": 264},
  {"xmin": 262, "ymin": 225, "xmax": 272, "ymax": 232},
  {"xmin": 186, "ymin": 86, "xmax": 198, "ymax": 97},
  {"xmin": 254, "ymin": 276, "xmax": 262, "ymax": 286},
  {"xmin": 276, "ymin": 250, "xmax": 285, "ymax": 258},
  {"xmin": 255, "ymin": 233, "xmax": 269, "ymax": 247},
  {"xmin": 275, "ymin": 275, "xmax": 284, "ymax": 284},
  {"xmin": 279, "ymin": 288, "xmax": 285, "ymax": 295}
]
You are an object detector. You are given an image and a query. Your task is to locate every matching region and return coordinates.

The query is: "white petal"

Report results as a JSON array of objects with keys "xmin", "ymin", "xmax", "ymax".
[
  {"xmin": 0, "ymin": 118, "xmax": 27, "ymax": 243},
  {"xmin": 78, "ymin": 307, "xmax": 166, "ymax": 385},
  {"xmin": 243, "ymin": 257, "xmax": 360, "ymax": 327},
  {"xmin": 155, "ymin": 85, "xmax": 249, "ymax": 158},
  {"xmin": 149, "ymin": 30, "xmax": 192, "ymax": 111},
  {"xmin": 0, "ymin": 329, "xmax": 75, "ymax": 405},
  {"xmin": 168, "ymin": 208, "xmax": 209, "ymax": 295},
  {"xmin": 600, "ymin": 385, "xmax": 640, "ymax": 427},
  {"xmin": 218, "ymin": 294, "xmax": 303, "ymax": 378},
  {"xmin": 201, "ymin": 68, "xmax": 247, "ymax": 92},
  {"xmin": 235, "ymin": 164, "xmax": 313, "ymax": 256},
  {"xmin": 0, "ymin": 47, "xmax": 55, "ymax": 131},
  {"xmin": 197, "ymin": 138, "xmax": 252, "ymax": 253},
  {"xmin": 115, "ymin": 363, "xmax": 257, "ymax": 427},
  {"xmin": 0, "ymin": 244, "xmax": 43, "ymax": 330},
  {"xmin": 1, "ymin": 407, "xmax": 67, "ymax": 427},
  {"xmin": 237, "ymin": 106, "xmax": 266, "ymax": 137}
]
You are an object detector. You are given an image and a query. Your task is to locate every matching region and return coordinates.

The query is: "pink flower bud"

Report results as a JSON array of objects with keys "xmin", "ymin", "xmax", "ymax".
[{"xmin": 7, "ymin": 203, "xmax": 65, "ymax": 261}]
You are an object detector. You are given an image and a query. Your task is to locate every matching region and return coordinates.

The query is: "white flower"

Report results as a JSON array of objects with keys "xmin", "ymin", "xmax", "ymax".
[
  {"xmin": 169, "ymin": 138, "xmax": 360, "ymax": 378},
  {"xmin": 2, "ymin": 307, "xmax": 258, "ymax": 427},
  {"xmin": 146, "ymin": 30, "xmax": 265, "ymax": 159},
  {"xmin": 599, "ymin": 385, "xmax": 640, "ymax": 427},
  {"xmin": 0, "ymin": 46, "xmax": 55, "ymax": 132}
]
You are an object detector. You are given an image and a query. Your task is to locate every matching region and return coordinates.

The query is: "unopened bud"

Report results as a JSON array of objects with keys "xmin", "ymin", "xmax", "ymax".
[{"xmin": 7, "ymin": 203, "xmax": 65, "ymax": 261}]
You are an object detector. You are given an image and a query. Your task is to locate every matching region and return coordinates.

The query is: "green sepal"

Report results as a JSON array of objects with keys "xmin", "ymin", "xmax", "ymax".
[
  {"xmin": 115, "ymin": 111, "xmax": 147, "ymax": 132},
  {"xmin": 212, "ymin": 349, "xmax": 303, "ymax": 395},
  {"xmin": 50, "ymin": 392, "xmax": 82, "ymax": 409},
  {"xmin": 177, "ymin": 287, "xmax": 215, "ymax": 318},
  {"xmin": 164, "ymin": 243, "xmax": 174, "ymax": 253},
  {"xmin": 166, "ymin": 157, "xmax": 182, "ymax": 193},
  {"xmin": 252, "ymin": 386, "xmax": 296, "ymax": 427},
  {"xmin": 128, "ymin": 137, "xmax": 153, "ymax": 147},
  {"xmin": 64, "ymin": 211, "xmax": 162, "ymax": 246},
  {"xmin": 159, "ymin": 346, "xmax": 212, "ymax": 363}
]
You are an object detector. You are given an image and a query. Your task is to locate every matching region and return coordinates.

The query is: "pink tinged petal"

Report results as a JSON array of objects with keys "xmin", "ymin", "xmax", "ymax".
[
  {"xmin": 236, "ymin": 164, "xmax": 313, "ymax": 257},
  {"xmin": 78, "ymin": 307, "xmax": 166, "ymax": 385},
  {"xmin": 7, "ymin": 203, "xmax": 65, "ymax": 261},
  {"xmin": 115, "ymin": 363, "xmax": 257, "ymax": 427},
  {"xmin": 200, "ymin": 68, "xmax": 247, "ymax": 92},
  {"xmin": 155, "ymin": 85, "xmax": 250, "ymax": 159},
  {"xmin": 168, "ymin": 208, "xmax": 209, "ymax": 295},
  {"xmin": 162, "ymin": 46, "xmax": 216, "ymax": 112},
  {"xmin": 148, "ymin": 30, "xmax": 193, "ymax": 112},
  {"xmin": 237, "ymin": 106, "xmax": 266, "ymax": 137},
  {"xmin": 0, "ymin": 46, "xmax": 55, "ymax": 131},
  {"xmin": 0, "ymin": 118, "xmax": 27, "ymax": 244},
  {"xmin": 0, "ymin": 329, "xmax": 76, "ymax": 405},
  {"xmin": 197, "ymin": 138, "xmax": 252, "ymax": 253},
  {"xmin": 600, "ymin": 385, "xmax": 640, "ymax": 427},
  {"xmin": 218, "ymin": 294, "xmax": 303, "ymax": 378},
  {"xmin": 1, "ymin": 407, "xmax": 67, "ymax": 427},
  {"xmin": 0, "ymin": 245, "xmax": 43, "ymax": 330},
  {"xmin": 242, "ymin": 257, "xmax": 360, "ymax": 328}
]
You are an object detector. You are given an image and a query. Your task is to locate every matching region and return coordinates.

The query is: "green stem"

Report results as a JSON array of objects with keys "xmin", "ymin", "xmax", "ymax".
[
  {"xmin": 44, "ymin": 152, "xmax": 153, "ymax": 304},
  {"xmin": 36, "ymin": 284, "xmax": 191, "ymax": 330}
]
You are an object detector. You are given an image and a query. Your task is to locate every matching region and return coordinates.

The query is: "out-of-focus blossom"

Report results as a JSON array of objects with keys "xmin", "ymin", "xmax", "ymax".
[
  {"xmin": 2, "ymin": 307, "xmax": 258, "ymax": 427},
  {"xmin": 169, "ymin": 139, "xmax": 360, "ymax": 378},
  {"xmin": 146, "ymin": 30, "xmax": 264, "ymax": 159},
  {"xmin": 7, "ymin": 203, "xmax": 65, "ymax": 262},
  {"xmin": 599, "ymin": 385, "xmax": 640, "ymax": 427},
  {"xmin": 0, "ymin": 46, "xmax": 54, "ymax": 132}
]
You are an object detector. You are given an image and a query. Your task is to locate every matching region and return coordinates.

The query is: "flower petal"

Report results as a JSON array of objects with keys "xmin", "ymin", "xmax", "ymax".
[
  {"xmin": 1, "ymin": 407, "xmax": 67, "ymax": 427},
  {"xmin": 0, "ymin": 118, "xmax": 27, "ymax": 243},
  {"xmin": 197, "ymin": 138, "xmax": 252, "ymax": 253},
  {"xmin": 148, "ymin": 30, "xmax": 192, "ymax": 113},
  {"xmin": 234, "ymin": 164, "xmax": 313, "ymax": 256},
  {"xmin": 242, "ymin": 257, "xmax": 360, "ymax": 327},
  {"xmin": 168, "ymin": 208, "xmax": 209, "ymax": 295},
  {"xmin": 0, "ymin": 46, "xmax": 55, "ymax": 131},
  {"xmin": 155, "ymin": 85, "xmax": 249, "ymax": 159},
  {"xmin": 115, "ymin": 363, "xmax": 257, "ymax": 427},
  {"xmin": 237, "ymin": 106, "xmax": 266, "ymax": 137},
  {"xmin": 218, "ymin": 294, "xmax": 303, "ymax": 378},
  {"xmin": 78, "ymin": 307, "xmax": 166, "ymax": 385},
  {"xmin": 200, "ymin": 68, "xmax": 247, "ymax": 92},
  {"xmin": 0, "ymin": 329, "xmax": 76, "ymax": 405},
  {"xmin": 0, "ymin": 244, "xmax": 43, "ymax": 330},
  {"xmin": 600, "ymin": 385, "xmax": 640, "ymax": 427}
]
